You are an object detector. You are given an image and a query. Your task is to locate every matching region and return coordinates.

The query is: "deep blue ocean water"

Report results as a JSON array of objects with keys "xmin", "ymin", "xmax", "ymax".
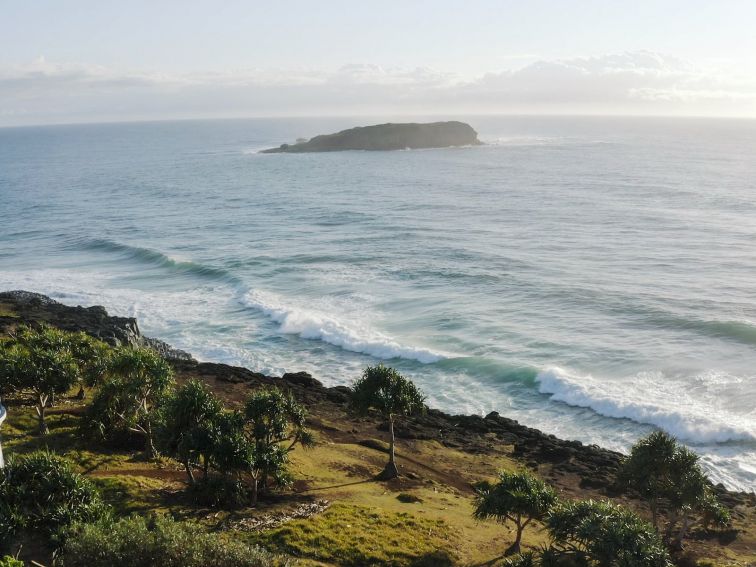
[{"xmin": 1, "ymin": 116, "xmax": 754, "ymax": 490}]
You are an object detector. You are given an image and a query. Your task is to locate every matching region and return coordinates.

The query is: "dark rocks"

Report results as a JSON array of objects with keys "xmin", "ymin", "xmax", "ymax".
[
  {"xmin": 0, "ymin": 290, "xmax": 193, "ymax": 362},
  {"xmin": 261, "ymin": 121, "xmax": 482, "ymax": 153},
  {"xmin": 3, "ymin": 290, "xmax": 752, "ymax": 511},
  {"xmin": 282, "ymin": 371, "xmax": 322, "ymax": 388}
]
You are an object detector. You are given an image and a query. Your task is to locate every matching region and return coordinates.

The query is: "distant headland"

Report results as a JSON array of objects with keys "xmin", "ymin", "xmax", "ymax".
[{"xmin": 261, "ymin": 121, "xmax": 483, "ymax": 153}]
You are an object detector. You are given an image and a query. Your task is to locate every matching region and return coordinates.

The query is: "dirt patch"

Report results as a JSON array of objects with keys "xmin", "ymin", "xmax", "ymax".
[{"xmin": 225, "ymin": 499, "xmax": 330, "ymax": 532}]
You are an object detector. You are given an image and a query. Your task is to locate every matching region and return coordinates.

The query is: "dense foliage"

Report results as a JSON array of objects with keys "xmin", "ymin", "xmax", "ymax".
[
  {"xmin": 243, "ymin": 387, "xmax": 313, "ymax": 503},
  {"xmin": 158, "ymin": 382, "xmax": 312, "ymax": 506},
  {"xmin": 83, "ymin": 347, "xmax": 173, "ymax": 457},
  {"xmin": 62, "ymin": 515, "xmax": 290, "ymax": 567},
  {"xmin": 545, "ymin": 499, "xmax": 672, "ymax": 566},
  {"xmin": 473, "ymin": 471, "xmax": 558, "ymax": 555},
  {"xmin": 0, "ymin": 325, "xmax": 82, "ymax": 434},
  {"xmin": 619, "ymin": 431, "xmax": 729, "ymax": 546},
  {"xmin": 158, "ymin": 379, "xmax": 225, "ymax": 484},
  {"xmin": 350, "ymin": 365, "xmax": 425, "ymax": 478},
  {"xmin": 503, "ymin": 499, "xmax": 671, "ymax": 567},
  {"xmin": 0, "ymin": 452, "xmax": 107, "ymax": 550}
]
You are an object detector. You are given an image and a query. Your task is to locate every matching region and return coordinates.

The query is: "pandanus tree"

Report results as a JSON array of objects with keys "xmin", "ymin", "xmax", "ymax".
[
  {"xmin": 158, "ymin": 379, "xmax": 224, "ymax": 484},
  {"xmin": 473, "ymin": 470, "xmax": 558, "ymax": 556},
  {"xmin": 89, "ymin": 347, "xmax": 173, "ymax": 458},
  {"xmin": 243, "ymin": 387, "xmax": 313, "ymax": 505},
  {"xmin": 67, "ymin": 332, "xmax": 111, "ymax": 400},
  {"xmin": 619, "ymin": 431, "xmax": 727, "ymax": 548},
  {"xmin": 544, "ymin": 499, "xmax": 672, "ymax": 567},
  {"xmin": 350, "ymin": 365, "xmax": 425, "ymax": 479},
  {"xmin": 664, "ymin": 446, "xmax": 710, "ymax": 546},
  {"xmin": 0, "ymin": 325, "xmax": 80, "ymax": 435},
  {"xmin": 618, "ymin": 430, "xmax": 677, "ymax": 529}
]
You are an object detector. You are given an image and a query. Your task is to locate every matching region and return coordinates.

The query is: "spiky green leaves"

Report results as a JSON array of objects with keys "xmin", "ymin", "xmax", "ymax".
[{"xmin": 350, "ymin": 365, "xmax": 425, "ymax": 419}]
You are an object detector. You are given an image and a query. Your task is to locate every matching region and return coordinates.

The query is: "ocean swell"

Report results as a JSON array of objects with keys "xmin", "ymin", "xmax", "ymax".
[
  {"xmin": 240, "ymin": 290, "xmax": 447, "ymax": 364},
  {"xmin": 70, "ymin": 238, "xmax": 242, "ymax": 285},
  {"xmin": 535, "ymin": 367, "xmax": 756, "ymax": 445}
]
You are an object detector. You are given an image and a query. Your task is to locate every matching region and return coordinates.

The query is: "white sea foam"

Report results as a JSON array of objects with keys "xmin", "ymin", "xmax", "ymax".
[
  {"xmin": 535, "ymin": 367, "xmax": 756, "ymax": 444},
  {"xmin": 240, "ymin": 290, "xmax": 447, "ymax": 364}
]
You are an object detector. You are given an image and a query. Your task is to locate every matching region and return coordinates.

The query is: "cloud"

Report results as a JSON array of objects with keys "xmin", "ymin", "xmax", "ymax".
[{"xmin": 1, "ymin": 51, "xmax": 754, "ymax": 125}]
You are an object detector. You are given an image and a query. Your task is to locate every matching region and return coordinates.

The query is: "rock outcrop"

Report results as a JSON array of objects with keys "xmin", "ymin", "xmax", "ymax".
[
  {"xmin": 0, "ymin": 290, "xmax": 194, "ymax": 362},
  {"xmin": 261, "ymin": 121, "xmax": 482, "ymax": 153},
  {"xmin": 1, "ymin": 290, "xmax": 752, "ymax": 513}
]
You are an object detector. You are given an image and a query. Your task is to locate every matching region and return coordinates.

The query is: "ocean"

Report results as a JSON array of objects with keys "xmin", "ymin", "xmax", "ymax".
[{"xmin": 1, "ymin": 115, "xmax": 754, "ymax": 491}]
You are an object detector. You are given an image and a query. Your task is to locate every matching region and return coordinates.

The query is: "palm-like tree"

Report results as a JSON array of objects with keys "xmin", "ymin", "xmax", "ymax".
[
  {"xmin": 350, "ymin": 365, "xmax": 425, "ymax": 479},
  {"xmin": 546, "ymin": 499, "xmax": 672, "ymax": 566},
  {"xmin": 0, "ymin": 325, "xmax": 80, "ymax": 434},
  {"xmin": 618, "ymin": 430, "xmax": 677, "ymax": 528},
  {"xmin": 473, "ymin": 470, "xmax": 557, "ymax": 556},
  {"xmin": 105, "ymin": 347, "xmax": 174, "ymax": 458}
]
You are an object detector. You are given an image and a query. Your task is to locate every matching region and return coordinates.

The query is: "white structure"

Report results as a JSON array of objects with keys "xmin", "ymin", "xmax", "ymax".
[{"xmin": 0, "ymin": 400, "xmax": 6, "ymax": 469}]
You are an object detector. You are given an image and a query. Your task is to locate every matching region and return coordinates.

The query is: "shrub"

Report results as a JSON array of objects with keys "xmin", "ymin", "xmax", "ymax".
[
  {"xmin": 546, "ymin": 499, "xmax": 671, "ymax": 566},
  {"xmin": 188, "ymin": 477, "xmax": 249, "ymax": 508},
  {"xmin": 0, "ymin": 557, "xmax": 23, "ymax": 567},
  {"xmin": 157, "ymin": 379, "xmax": 224, "ymax": 484},
  {"xmin": 0, "ymin": 325, "xmax": 81, "ymax": 435},
  {"xmin": 243, "ymin": 387, "xmax": 313, "ymax": 504},
  {"xmin": 61, "ymin": 515, "xmax": 289, "ymax": 567},
  {"xmin": 83, "ymin": 347, "xmax": 174, "ymax": 458},
  {"xmin": 0, "ymin": 452, "xmax": 107, "ymax": 549}
]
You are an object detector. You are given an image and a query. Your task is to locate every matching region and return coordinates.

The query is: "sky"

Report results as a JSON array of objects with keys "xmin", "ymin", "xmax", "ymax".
[{"xmin": 2, "ymin": 1, "xmax": 756, "ymax": 126}]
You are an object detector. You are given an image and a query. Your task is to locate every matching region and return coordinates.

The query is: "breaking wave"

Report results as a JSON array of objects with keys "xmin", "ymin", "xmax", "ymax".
[
  {"xmin": 535, "ymin": 367, "xmax": 756, "ymax": 444},
  {"xmin": 240, "ymin": 290, "xmax": 448, "ymax": 364}
]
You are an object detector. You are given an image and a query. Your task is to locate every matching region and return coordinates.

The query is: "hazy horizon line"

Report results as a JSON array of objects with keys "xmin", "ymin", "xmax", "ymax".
[{"xmin": 3, "ymin": 111, "xmax": 756, "ymax": 130}]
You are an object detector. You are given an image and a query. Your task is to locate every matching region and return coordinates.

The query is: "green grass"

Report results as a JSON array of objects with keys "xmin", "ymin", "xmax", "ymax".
[
  {"xmin": 250, "ymin": 503, "xmax": 457, "ymax": 566},
  {"xmin": 2, "ymin": 388, "xmax": 754, "ymax": 567},
  {"xmin": 90, "ymin": 475, "xmax": 171, "ymax": 514}
]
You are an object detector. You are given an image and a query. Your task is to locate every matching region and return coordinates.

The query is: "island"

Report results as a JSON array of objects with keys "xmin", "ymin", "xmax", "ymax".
[{"xmin": 261, "ymin": 121, "xmax": 483, "ymax": 153}]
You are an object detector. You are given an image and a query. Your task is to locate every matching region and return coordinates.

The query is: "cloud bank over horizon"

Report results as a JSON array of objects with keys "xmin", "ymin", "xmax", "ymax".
[{"xmin": 2, "ymin": 50, "xmax": 755, "ymax": 126}]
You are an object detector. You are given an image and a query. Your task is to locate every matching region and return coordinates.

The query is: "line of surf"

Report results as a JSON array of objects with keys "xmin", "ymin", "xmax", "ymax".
[
  {"xmin": 239, "ymin": 290, "xmax": 448, "ymax": 364},
  {"xmin": 535, "ymin": 366, "xmax": 756, "ymax": 445}
]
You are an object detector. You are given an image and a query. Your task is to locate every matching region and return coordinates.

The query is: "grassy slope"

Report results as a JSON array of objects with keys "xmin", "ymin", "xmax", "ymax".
[
  {"xmin": 3, "ymin": 391, "xmax": 754, "ymax": 567},
  {"xmin": 0, "ymin": 301, "xmax": 753, "ymax": 566}
]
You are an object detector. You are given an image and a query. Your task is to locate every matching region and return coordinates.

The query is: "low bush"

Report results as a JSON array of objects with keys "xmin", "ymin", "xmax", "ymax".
[
  {"xmin": 0, "ymin": 451, "xmax": 107, "ymax": 550},
  {"xmin": 61, "ymin": 515, "xmax": 289, "ymax": 567},
  {"xmin": 0, "ymin": 556, "xmax": 23, "ymax": 567},
  {"xmin": 189, "ymin": 477, "xmax": 249, "ymax": 508}
]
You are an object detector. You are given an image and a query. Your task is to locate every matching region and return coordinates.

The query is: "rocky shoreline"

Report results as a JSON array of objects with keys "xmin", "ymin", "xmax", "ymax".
[{"xmin": 0, "ymin": 289, "xmax": 751, "ymax": 513}]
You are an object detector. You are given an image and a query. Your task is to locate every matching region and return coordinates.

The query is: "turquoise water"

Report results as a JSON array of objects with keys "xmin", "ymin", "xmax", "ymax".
[{"xmin": 1, "ymin": 116, "xmax": 754, "ymax": 491}]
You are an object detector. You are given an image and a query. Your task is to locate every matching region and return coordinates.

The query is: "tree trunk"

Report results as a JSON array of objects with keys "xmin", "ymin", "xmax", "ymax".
[
  {"xmin": 665, "ymin": 509, "xmax": 678, "ymax": 542},
  {"xmin": 650, "ymin": 500, "xmax": 658, "ymax": 530},
  {"xmin": 0, "ymin": 405, "xmax": 5, "ymax": 470},
  {"xmin": 37, "ymin": 395, "xmax": 49, "ymax": 435},
  {"xmin": 251, "ymin": 477, "xmax": 259, "ymax": 507},
  {"xmin": 203, "ymin": 455, "xmax": 210, "ymax": 481},
  {"xmin": 675, "ymin": 511, "xmax": 691, "ymax": 549},
  {"xmin": 145, "ymin": 421, "xmax": 158, "ymax": 460},
  {"xmin": 183, "ymin": 459, "xmax": 195, "ymax": 485},
  {"xmin": 378, "ymin": 416, "xmax": 399, "ymax": 479},
  {"xmin": 505, "ymin": 521, "xmax": 524, "ymax": 556}
]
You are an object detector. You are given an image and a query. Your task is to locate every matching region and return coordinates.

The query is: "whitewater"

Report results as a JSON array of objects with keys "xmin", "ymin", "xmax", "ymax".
[{"xmin": 1, "ymin": 116, "xmax": 754, "ymax": 491}]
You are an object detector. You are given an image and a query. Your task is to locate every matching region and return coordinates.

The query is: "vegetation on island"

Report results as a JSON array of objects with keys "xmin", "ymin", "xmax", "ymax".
[{"xmin": 0, "ymin": 316, "xmax": 751, "ymax": 567}]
